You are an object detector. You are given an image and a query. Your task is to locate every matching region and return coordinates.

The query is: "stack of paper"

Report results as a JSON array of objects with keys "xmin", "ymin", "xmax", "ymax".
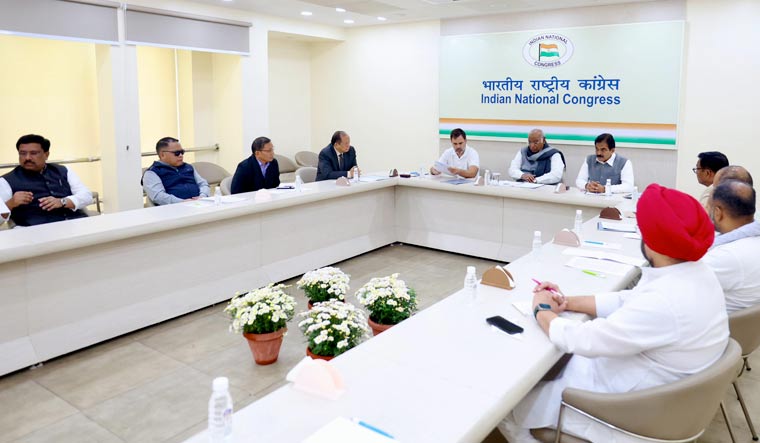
[
  {"xmin": 597, "ymin": 221, "xmax": 637, "ymax": 233},
  {"xmin": 304, "ymin": 417, "xmax": 396, "ymax": 443},
  {"xmin": 562, "ymin": 248, "xmax": 647, "ymax": 267},
  {"xmin": 566, "ymin": 256, "xmax": 633, "ymax": 276}
]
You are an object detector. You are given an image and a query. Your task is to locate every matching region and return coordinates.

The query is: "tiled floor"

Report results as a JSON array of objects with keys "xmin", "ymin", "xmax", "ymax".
[{"xmin": 1, "ymin": 244, "xmax": 758, "ymax": 443}]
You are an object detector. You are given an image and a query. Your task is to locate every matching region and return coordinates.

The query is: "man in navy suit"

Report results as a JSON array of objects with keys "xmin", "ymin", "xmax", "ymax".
[
  {"xmin": 316, "ymin": 131, "xmax": 359, "ymax": 181},
  {"xmin": 231, "ymin": 136, "xmax": 280, "ymax": 194}
]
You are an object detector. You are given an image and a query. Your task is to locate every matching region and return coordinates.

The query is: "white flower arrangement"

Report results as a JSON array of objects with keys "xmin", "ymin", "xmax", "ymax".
[
  {"xmin": 296, "ymin": 266, "xmax": 350, "ymax": 303},
  {"xmin": 298, "ymin": 299, "xmax": 369, "ymax": 357},
  {"xmin": 355, "ymin": 273, "xmax": 417, "ymax": 325},
  {"xmin": 225, "ymin": 283, "xmax": 296, "ymax": 334}
]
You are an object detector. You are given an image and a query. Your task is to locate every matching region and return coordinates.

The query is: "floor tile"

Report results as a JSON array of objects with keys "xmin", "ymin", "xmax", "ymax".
[
  {"xmin": 0, "ymin": 381, "xmax": 78, "ymax": 442},
  {"xmin": 12, "ymin": 413, "xmax": 123, "ymax": 443}
]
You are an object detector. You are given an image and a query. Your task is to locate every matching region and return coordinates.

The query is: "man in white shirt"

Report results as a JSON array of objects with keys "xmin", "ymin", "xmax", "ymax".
[
  {"xmin": 575, "ymin": 133, "xmax": 634, "ymax": 194},
  {"xmin": 693, "ymin": 151, "xmax": 729, "ymax": 211},
  {"xmin": 0, "ymin": 199, "xmax": 9, "ymax": 225},
  {"xmin": 703, "ymin": 180, "xmax": 760, "ymax": 313},
  {"xmin": 499, "ymin": 184, "xmax": 727, "ymax": 443},
  {"xmin": 0, "ymin": 134, "xmax": 92, "ymax": 227},
  {"xmin": 508, "ymin": 129, "xmax": 565, "ymax": 184},
  {"xmin": 430, "ymin": 128, "xmax": 479, "ymax": 178}
]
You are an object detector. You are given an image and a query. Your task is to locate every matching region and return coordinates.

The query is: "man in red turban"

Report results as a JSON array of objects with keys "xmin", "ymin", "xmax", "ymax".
[{"xmin": 499, "ymin": 184, "xmax": 729, "ymax": 443}]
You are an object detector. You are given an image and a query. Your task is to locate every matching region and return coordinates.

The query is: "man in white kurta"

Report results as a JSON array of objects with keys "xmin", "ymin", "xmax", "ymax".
[
  {"xmin": 431, "ymin": 128, "xmax": 480, "ymax": 178},
  {"xmin": 703, "ymin": 179, "xmax": 760, "ymax": 313},
  {"xmin": 499, "ymin": 184, "xmax": 728, "ymax": 443}
]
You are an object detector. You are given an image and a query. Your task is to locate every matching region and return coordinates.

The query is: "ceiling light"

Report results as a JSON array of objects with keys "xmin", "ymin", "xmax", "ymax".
[
  {"xmin": 344, "ymin": 19, "xmax": 354, "ymax": 24},
  {"xmin": 377, "ymin": 16, "xmax": 387, "ymax": 21},
  {"xmin": 335, "ymin": 7, "xmax": 346, "ymax": 12}
]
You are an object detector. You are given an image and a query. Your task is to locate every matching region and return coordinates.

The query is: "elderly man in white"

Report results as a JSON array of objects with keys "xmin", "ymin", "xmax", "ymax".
[
  {"xmin": 703, "ymin": 179, "xmax": 760, "ymax": 313},
  {"xmin": 499, "ymin": 184, "xmax": 728, "ymax": 443}
]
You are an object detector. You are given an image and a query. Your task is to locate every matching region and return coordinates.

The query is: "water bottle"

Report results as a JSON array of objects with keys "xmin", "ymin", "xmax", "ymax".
[
  {"xmin": 464, "ymin": 266, "xmax": 478, "ymax": 305},
  {"xmin": 484, "ymin": 169, "xmax": 491, "ymax": 186},
  {"xmin": 295, "ymin": 175, "xmax": 303, "ymax": 192},
  {"xmin": 605, "ymin": 179, "xmax": 612, "ymax": 197},
  {"xmin": 532, "ymin": 231, "xmax": 542, "ymax": 257},
  {"xmin": 353, "ymin": 166, "xmax": 359, "ymax": 183},
  {"xmin": 214, "ymin": 187, "xmax": 222, "ymax": 206},
  {"xmin": 208, "ymin": 377, "xmax": 233, "ymax": 443},
  {"xmin": 632, "ymin": 186, "xmax": 639, "ymax": 203},
  {"xmin": 573, "ymin": 210, "xmax": 583, "ymax": 239}
]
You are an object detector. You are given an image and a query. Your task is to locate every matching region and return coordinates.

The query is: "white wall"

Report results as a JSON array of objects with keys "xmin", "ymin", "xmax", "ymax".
[
  {"xmin": 677, "ymin": 0, "xmax": 760, "ymax": 197},
  {"xmin": 268, "ymin": 37, "xmax": 313, "ymax": 159},
  {"xmin": 310, "ymin": 21, "xmax": 441, "ymax": 173}
]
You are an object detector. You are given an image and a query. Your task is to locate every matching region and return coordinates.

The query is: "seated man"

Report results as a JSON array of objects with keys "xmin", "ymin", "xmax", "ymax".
[
  {"xmin": 142, "ymin": 137, "xmax": 209, "ymax": 205},
  {"xmin": 0, "ymin": 199, "xmax": 8, "ymax": 224},
  {"xmin": 431, "ymin": 128, "xmax": 480, "ymax": 178},
  {"xmin": 694, "ymin": 151, "xmax": 729, "ymax": 210},
  {"xmin": 575, "ymin": 133, "xmax": 634, "ymax": 193},
  {"xmin": 508, "ymin": 129, "xmax": 564, "ymax": 184},
  {"xmin": 231, "ymin": 136, "xmax": 280, "ymax": 194},
  {"xmin": 0, "ymin": 134, "xmax": 92, "ymax": 226},
  {"xmin": 715, "ymin": 164, "xmax": 753, "ymax": 186},
  {"xmin": 316, "ymin": 131, "xmax": 359, "ymax": 181},
  {"xmin": 703, "ymin": 180, "xmax": 760, "ymax": 312},
  {"xmin": 499, "ymin": 183, "xmax": 727, "ymax": 443}
]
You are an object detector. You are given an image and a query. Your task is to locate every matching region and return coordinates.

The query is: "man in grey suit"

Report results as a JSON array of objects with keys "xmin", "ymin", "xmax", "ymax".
[{"xmin": 316, "ymin": 131, "xmax": 360, "ymax": 181}]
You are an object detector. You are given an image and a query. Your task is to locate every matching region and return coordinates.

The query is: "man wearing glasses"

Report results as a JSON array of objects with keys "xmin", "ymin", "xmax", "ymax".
[
  {"xmin": 142, "ymin": 137, "xmax": 209, "ymax": 205},
  {"xmin": 231, "ymin": 136, "xmax": 280, "ymax": 194},
  {"xmin": 1, "ymin": 134, "xmax": 92, "ymax": 226},
  {"xmin": 693, "ymin": 151, "xmax": 729, "ymax": 211}
]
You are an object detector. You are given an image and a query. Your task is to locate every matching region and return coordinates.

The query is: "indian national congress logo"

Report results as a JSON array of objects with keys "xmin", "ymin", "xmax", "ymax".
[{"xmin": 522, "ymin": 33, "xmax": 574, "ymax": 68}]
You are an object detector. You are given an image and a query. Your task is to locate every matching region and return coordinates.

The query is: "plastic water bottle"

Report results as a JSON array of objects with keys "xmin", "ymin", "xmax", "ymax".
[
  {"xmin": 353, "ymin": 166, "xmax": 359, "ymax": 183},
  {"xmin": 573, "ymin": 210, "xmax": 583, "ymax": 239},
  {"xmin": 295, "ymin": 175, "xmax": 303, "ymax": 192},
  {"xmin": 214, "ymin": 187, "xmax": 222, "ymax": 206},
  {"xmin": 208, "ymin": 377, "xmax": 233, "ymax": 443},
  {"xmin": 605, "ymin": 179, "xmax": 612, "ymax": 198},
  {"xmin": 632, "ymin": 186, "xmax": 639, "ymax": 203},
  {"xmin": 464, "ymin": 266, "xmax": 478, "ymax": 305},
  {"xmin": 484, "ymin": 169, "xmax": 491, "ymax": 186},
  {"xmin": 532, "ymin": 231, "xmax": 542, "ymax": 257}
]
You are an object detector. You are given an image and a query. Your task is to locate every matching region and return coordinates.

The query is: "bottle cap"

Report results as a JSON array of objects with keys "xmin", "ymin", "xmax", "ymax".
[
  {"xmin": 534, "ymin": 230, "xmax": 541, "ymax": 236},
  {"xmin": 467, "ymin": 266, "xmax": 476, "ymax": 274},
  {"xmin": 213, "ymin": 377, "xmax": 229, "ymax": 392},
  {"xmin": 576, "ymin": 209, "xmax": 582, "ymax": 215}
]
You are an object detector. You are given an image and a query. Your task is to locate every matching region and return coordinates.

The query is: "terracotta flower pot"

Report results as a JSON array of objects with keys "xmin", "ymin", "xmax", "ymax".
[
  {"xmin": 367, "ymin": 317, "xmax": 394, "ymax": 336},
  {"xmin": 306, "ymin": 347, "xmax": 334, "ymax": 361},
  {"xmin": 243, "ymin": 328, "xmax": 286, "ymax": 365}
]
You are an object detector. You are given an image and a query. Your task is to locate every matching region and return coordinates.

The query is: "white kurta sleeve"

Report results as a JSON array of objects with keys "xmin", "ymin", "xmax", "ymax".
[
  {"xmin": 65, "ymin": 168, "xmax": 94, "ymax": 211},
  {"xmin": 609, "ymin": 160, "xmax": 634, "ymax": 194},
  {"xmin": 535, "ymin": 152, "xmax": 564, "ymax": 184},
  {"xmin": 575, "ymin": 161, "xmax": 589, "ymax": 190},
  {"xmin": 508, "ymin": 151, "xmax": 524, "ymax": 180},
  {"xmin": 549, "ymin": 293, "xmax": 679, "ymax": 357}
]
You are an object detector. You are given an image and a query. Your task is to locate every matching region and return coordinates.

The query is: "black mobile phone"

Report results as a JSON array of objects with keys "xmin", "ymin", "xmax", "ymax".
[{"xmin": 486, "ymin": 316, "xmax": 524, "ymax": 334}]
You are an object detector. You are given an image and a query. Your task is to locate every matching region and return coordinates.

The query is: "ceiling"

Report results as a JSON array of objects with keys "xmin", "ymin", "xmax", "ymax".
[{"xmin": 190, "ymin": 0, "xmax": 660, "ymax": 27}]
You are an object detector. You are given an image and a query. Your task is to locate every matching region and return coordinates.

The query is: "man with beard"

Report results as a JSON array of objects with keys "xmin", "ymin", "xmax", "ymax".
[
  {"xmin": 498, "ymin": 183, "xmax": 728, "ymax": 443},
  {"xmin": 508, "ymin": 128, "xmax": 565, "ymax": 184},
  {"xmin": 431, "ymin": 128, "xmax": 480, "ymax": 178},
  {"xmin": 575, "ymin": 133, "xmax": 634, "ymax": 194},
  {"xmin": 0, "ymin": 134, "xmax": 92, "ymax": 226}
]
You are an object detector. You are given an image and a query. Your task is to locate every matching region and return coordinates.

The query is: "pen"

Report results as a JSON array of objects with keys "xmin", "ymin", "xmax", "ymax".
[
  {"xmin": 584, "ymin": 240, "xmax": 604, "ymax": 245},
  {"xmin": 582, "ymin": 269, "xmax": 606, "ymax": 278},
  {"xmin": 531, "ymin": 278, "xmax": 566, "ymax": 302},
  {"xmin": 353, "ymin": 418, "xmax": 396, "ymax": 440}
]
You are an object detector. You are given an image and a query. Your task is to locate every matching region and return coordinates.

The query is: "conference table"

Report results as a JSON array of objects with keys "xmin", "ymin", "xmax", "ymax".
[
  {"xmin": 0, "ymin": 174, "xmax": 627, "ymax": 378},
  {"xmin": 182, "ymin": 206, "xmax": 644, "ymax": 443}
]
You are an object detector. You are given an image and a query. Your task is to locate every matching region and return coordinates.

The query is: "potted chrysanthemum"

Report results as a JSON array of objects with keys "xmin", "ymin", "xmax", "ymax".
[
  {"xmin": 297, "ymin": 299, "xmax": 369, "ymax": 360},
  {"xmin": 355, "ymin": 273, "xmax": 417, "ymax": 335},
  {"xmin": 296, "ymin": 266, "xmax": 350, "ymax": 308},
  {"xmin": 225, "ymin": 283, "xmax": 296, "ymax": 365}
]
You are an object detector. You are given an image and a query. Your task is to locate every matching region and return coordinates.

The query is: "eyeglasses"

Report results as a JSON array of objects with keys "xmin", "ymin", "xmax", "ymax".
[
  {"xmin": 163, "ymin": 150, "xmax": 185, "ymax": 157},
  {"xmin": 692, "ymin": 167, "xmax": 704, "ymax": 173},
  {"xmin": 259, "ymin": 148, "xmax": 274, "ymax": 153}
]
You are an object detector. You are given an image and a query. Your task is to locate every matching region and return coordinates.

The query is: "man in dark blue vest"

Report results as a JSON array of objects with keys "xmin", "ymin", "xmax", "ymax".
[
  {"xmin": 231, "ymin": 136, "xmax": 280, "ymax": 194},
  {"xmin": 142, "ymin": 137, "xmax": 210, "ymax": 205},
  {"xmin": 0, "ymin": 134, "xmax": 92, "ymax": 227},
  {"xmin": 508, "ymin": 129, "xmax": 565, "ymax": 184}
]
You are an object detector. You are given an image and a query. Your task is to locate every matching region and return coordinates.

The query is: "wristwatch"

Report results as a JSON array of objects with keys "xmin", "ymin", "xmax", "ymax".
[
  {"xmin": 60, "ymin": 197, "xmax": 69, "ymax": 209},
  {"xmin": 533, "ymin": 303, "xmax": 552, "ymax": 319}
]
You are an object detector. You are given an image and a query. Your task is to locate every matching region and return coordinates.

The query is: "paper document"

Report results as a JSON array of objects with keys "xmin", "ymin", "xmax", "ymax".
[
  {"xmin": 359, "ymin": 175, "xmax": 390, "ymax": 182},
  {"xmin": 500, "ymin": 181, "xmax": 543, "ymax": 189},
  {"xmin": 303, "ymin": 417, "xmax": 396, "ymax": 443},
  {"xmin": 624, "ymin": 232, "xmax": 643, "ymax": 240},
  {"xmin": 443, "ymin": 178, "xmax": 472, "ymax": 185},
  {"xmin": 597, "ymin": 221, "xmax": 637, "ymax": 233},
  {"xmin": 199, "ymin": 196, "xmax": 247, "ymax": 204},
  {"xmin": 433, "ymin": 161, "xmax": 453, "ymax": 175},
  {"xmin": 562, "ymin": 248, "xmax": 647, "ymax": 267},
  {"xmin": 566, "ymin": 256, "xmax": 633, "ymax": 276},
  {"xmin": 581, "ymin": 240, "xmax": 622, "ymax": 250}
]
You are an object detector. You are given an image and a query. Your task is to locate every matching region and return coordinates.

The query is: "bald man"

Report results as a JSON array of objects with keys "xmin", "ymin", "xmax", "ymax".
[
  {"xmin": 703, "ymin": 180, "xmax": 760, "ymax": 312},
  {"xmin": 715, "ymin": 165, "xmax": 753, "ymax": 187},
  {"xmin": 498, "ymin": 184, "xmax": 727, "ymax": 443},
  {"xmin": 508, "ymin": 129, "xmax": 565, "ymax": 184}
]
